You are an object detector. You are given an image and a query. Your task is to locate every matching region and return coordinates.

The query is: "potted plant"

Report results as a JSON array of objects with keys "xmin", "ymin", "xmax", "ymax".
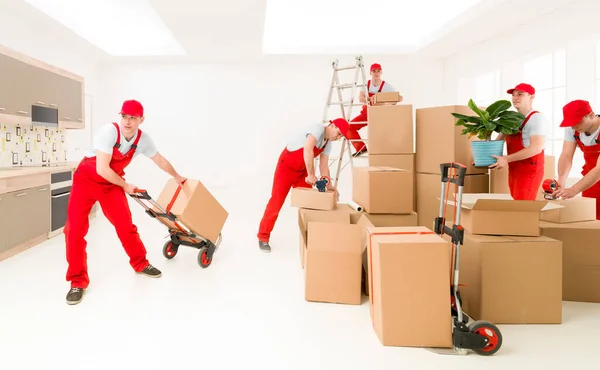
[{"xmin": 451, "ymin": 99, "xmax": 525, "ymax": 167}]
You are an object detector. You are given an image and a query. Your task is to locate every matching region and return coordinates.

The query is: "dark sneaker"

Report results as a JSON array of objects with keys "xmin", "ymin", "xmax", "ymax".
[
  {"xmin": 138, "ymin": 264, "xmax": 162, "ymax": 278},
  {"xmin": 352, "ymin": 148, "xmax": 367, "ymax": 157},
  {"xmin": 66, "ymin": 287, "xmax": 84, "ymax": 305},
  {"xmin": 258, "ymin": 240, "xmax": 271, "ymax": 253}
]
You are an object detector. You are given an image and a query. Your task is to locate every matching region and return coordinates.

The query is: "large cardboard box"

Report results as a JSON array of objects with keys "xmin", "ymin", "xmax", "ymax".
[
  {"xmin": 415, "ymin": 105, "xmax": 489, "ymax": 175},
  {"xmin": 455, "ymin": 193, "xmax": 557, "ymax": 236},
  {"xmin": 489, "ymin": 155, "xmax": 556, "ymax": 200},
  {"xmin": 366, "ymin": 226, "xmax": 453, "ymax": 348},
  {"xmin": 353, "ymin": 166, "xmax": 413, "ymax": 214},
  {"xmin": 367, "ymin": 105, "xmax": 413, "ymax": 154},
  {"xmin": 540, "ymin": 221, "xmax": 600, "ymax": 303},
  {"xmin": 298, "ymin": 208, "xmax": 364, "ymax": 305},
  {"xmin": 156, "ymin": 178, "xmax": 228, "ymax": 243},
  {"xmin": 291, "ymin": 187, "xmax": 337, "ymax": 211},
  {"xmin": 458, "ymin": 233, "xmax": 563, "ymax": 324},
  {"xmin": 369, "ymin": 154, "xmax": 414, "ymax": 171},
  {"xmin": 539, "ymin": 197, "xmax": 597, "ymax": 223},
  {"xmin": 415, "ymin": 173, "xmax": 489, "ymax": 228}
]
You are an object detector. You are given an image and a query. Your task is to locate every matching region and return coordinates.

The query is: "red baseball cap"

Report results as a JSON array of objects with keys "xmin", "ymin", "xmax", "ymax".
[
  {"xmin": 330, "ymin": 118, "xmax": 349, "ymax": 137},
  {"xmin": 507, "ymin": 83, "xmax": 535, "ymax": 95},
  {"xmin": 120, "ymin": 99, "xmax": 144, "ymax": 117},
  {"xmin": 560, "ymin": 100, "xmax": 593, "ymax": 127},
  {"xmin": 370, "ymin": 63, "xmax": 382, "ymax": 71}
]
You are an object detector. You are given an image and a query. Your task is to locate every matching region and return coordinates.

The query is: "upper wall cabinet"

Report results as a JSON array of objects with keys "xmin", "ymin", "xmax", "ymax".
[{"xmin": 0, "ymin": 46, "xmax": 85, "ymax": 129}]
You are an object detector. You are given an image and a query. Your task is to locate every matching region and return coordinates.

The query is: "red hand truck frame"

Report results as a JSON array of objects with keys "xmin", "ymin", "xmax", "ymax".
[
  {"xmin": 432, "ymin": 162, "xmax": 503, "ymax": 356},
  {"xmin": 128, "ymin": 188, "xmax": 222, "ymax": 268}
]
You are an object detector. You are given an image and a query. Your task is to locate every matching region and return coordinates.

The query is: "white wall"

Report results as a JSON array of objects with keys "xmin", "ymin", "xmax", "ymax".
[
  {"xmin": 442, "ymin": 0, "xmax": 600, "ymax": 179},
  {"xmin": 0, "ymin": 0, "xmax": 105, "ymax": 162},
  {"xmin": 95, "ymin": 55, "xmax": 443, "ymax": 202}
]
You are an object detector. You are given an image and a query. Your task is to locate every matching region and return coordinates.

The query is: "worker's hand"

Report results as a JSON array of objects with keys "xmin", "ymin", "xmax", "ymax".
[
  {"xmin": 305, "ymin": 174, "xmax": 317, "ymax": 185},
  {"xmin": 369, "ymin": 96, "xmax": 375, "ymax": 105},
  {"xmin": 489, "ymin": 155, "xmax": 508, "ymax": 169},
  {"xmin": 175, "ymin": 175, "xmax": 187, "ymax": 186},
  {"xmin": 552, "ymin": 186, "xmax": 577, "ymax": 200},
  {"xmin": 123, "ymin": 183, "xmax": 137, "ymax": 194}
]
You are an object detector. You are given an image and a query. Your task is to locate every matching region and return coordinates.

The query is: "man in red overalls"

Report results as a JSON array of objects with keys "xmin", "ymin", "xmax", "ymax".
[
  {"xmin": 490, "ymin": 83, "xmax": 547, "ymax": 200},
  {"xmin": 257, "ymin": 119, "xmax": 349, "ymax": 252},
  {"xmin": 553, "ymin": 100, "xmax": 600, "ymax": 219},
  {"xmin": 64, "ymin": 99, "xmax": 187, "ymax": 305},
  {"xmin": 347, "ymin": 63, "xmax": 402, "ymax": 157}
]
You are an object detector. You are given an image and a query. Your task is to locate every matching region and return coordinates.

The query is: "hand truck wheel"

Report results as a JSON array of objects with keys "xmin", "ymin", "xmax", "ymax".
[
  {"xmin": 162, "ymin": 241, "xmax": 178, "ymax": 259},
  {"xmin": 468, "ymin": 320, "xmax": 503, "ymax": 356},
  {"xmin": 197, "ymin": 246, "xmax": 212, "ymax": 268}
]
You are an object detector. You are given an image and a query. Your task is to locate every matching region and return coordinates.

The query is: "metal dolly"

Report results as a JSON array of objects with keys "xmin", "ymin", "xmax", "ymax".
[
  {"xmin": 432, "ymin": 162, "xmax": 503, "ymax": 356},
  {"xmin": 128, "ymin": 188, "xmax": 222, "ymax": 268}
]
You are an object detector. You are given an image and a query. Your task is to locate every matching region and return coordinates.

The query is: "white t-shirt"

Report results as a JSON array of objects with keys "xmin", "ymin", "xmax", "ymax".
[
  {"xmin": 85, "ymin": 123, "xmax": 158, "ymax": 159},
  {"xmin": 368, "ymin": 80, "xmax": 396, "ymax": 94},
  {"xmin": 287, "ymin": 123, "xmax": 332, "ymax": 156},
  {"xmin": 564, "ymin": 120, "xmax": 600, "ymax": 146},
  {"xmin": 520, "ymin": 110, "xmax": 548, "ymax": 147}
]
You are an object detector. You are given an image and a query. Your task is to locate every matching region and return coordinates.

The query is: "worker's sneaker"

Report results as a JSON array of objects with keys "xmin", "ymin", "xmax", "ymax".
[
  {"xmin": 138, "ymin": 264, "xmax": 162, "ymax": 278},
  {"xmin": 352, "ymin": 148, "xmax": 367, "ymax": 157},
  {"xmin": 66, "ymin": 287, "xmax": 85, "ymax": 305},
  {"xmin": 258, "ymin": 240, "xmax": 271, "ymax": 253}
]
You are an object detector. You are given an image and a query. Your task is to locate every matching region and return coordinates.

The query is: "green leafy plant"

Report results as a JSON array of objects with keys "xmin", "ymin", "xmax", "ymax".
[{"xmin": 451, "ymin": 99, "xmax": 525, "ymax": 141}]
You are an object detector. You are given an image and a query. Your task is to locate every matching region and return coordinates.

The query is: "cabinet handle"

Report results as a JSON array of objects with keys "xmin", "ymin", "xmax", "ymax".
[
  {"xmin": 62, "ymin": 117, "xmax": 71, "ymax": 120},
  {"xmin": 17, "ymin": 110, "xmax": 28, "ymax": 115},
  {"xmin": 50, "ymin": 104, "xmax": 58, "ymax": 107},
  {"xmin": 78, "ymin": 119, "xmax": 82, "ymax": 122},
  {"xmin": 51, "ymin": 192, "xmax": 70, "ymax": 198},
  {"xmin": 38, "ymin": 188, "xmax": 48, "ymax": 191},
  {"xmin": 36, "ymin": 101, "xmax": 46, "ymax": 105},
  {"xmin": 0, "ymin": 107, "xmax": 5, "ymax": 111},
  {"xmin": 16, "ymin": 192, "xmax": 27, "ymax": 197}
]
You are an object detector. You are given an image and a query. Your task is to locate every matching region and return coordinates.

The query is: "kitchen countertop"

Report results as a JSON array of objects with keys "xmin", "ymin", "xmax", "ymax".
[{"xmin": 0, "ymin": 163, "xmax": 79, "ymax": 179}]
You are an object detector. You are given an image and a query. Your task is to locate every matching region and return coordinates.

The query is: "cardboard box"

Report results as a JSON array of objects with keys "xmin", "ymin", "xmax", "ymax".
[
  {"xmin": 299, "ymin": 208, "xmax": 365, "ymax": 305},
  {"xmin": 455, "ymin": 193, "xmax": 559, "ymax": 236},
  {"xmin": 540, "ymin": 221, "xmax": 600, "ymax": 303},
  {"xmin": 367, "ymin": 105, "xmax": 413, "ymax": 154},
  {"xmin": 353, "ymin": 166, "xmax": 413, "ymax": 214},
  {"xmin": 291, "ymin": 187, "xmax": 337, "ymax": 211},
  {"xmin": 374, "ymin": 91, "xmax": 401, "ymax": 104},
  {"xmin": 416, "ymin": 173, "xmax": 489, "ymax": 228},
  {"xmin": 368, "ymin": 154, "xmax": 414, "ymax": 171},
  {"xmin": 415, "ymin": 105, "xmax": 489, "ymax": 175},
  {"xmin": 457, "ymin": 233, "xmax": 562, "ymax": 324},
  {"xmin": 539, "ymin": 197, "xmax": 597, "ymax": 223},
  {"xmin": 298, "ymin": 208, "xmax": 349, "ymax": 269},
  {"xmin": 366, "ymin": 226, "xmax": 453, "ymax": 348},
  {"xmin": 155, "ymin": 178, "xmax": 228, "ymax": 243},
  {"xmin": 489, "ymin": 155, "xmax": 556, "ymax": 200}
]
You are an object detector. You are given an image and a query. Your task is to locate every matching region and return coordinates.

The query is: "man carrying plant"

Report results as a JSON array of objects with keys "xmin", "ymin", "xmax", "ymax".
[
  {"xmin": 489, "ymin": 83, "xmax": 548, "ymax": 200},
  {"xmin": 552, "ymin": 100, "xmax": 600, "ymax": 220}
]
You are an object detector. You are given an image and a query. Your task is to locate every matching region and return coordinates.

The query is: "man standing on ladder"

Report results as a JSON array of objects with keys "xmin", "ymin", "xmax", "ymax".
[
  {"xmin": 347, "ymin": 63, "xmax": 402, "ymax": 157},
  {"xmin": 257, "ymin": 119, "xmax": 349, "ymax": 253},
  {"xmin": 489, "ymin": 83, "xmax": 547, "ymax": 200}
]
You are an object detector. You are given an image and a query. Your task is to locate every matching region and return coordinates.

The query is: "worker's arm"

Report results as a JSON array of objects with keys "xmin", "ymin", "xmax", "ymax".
[
  {"xmin": 96, "ymin": 150, "xmax": 129, "ymax": 189},
  {"xmin": 569, "ymin": 153, "xmax": 600, "ymax": 195},
  {"xmin": 359, "ymin": 90, "xmax": 366, "ymax": 103},
  {"xmin": 151, "ymin": 152, "xmax": 186, "ymax": 185},
  {"xmin": 506, "ymin": 135, "xmax": 545, "ymax": 163},
  {"xmin": 319, "ymin": 153, "xmax": 331, "ymax": 180},
  {"xmin": 557, "ymin": 140, "xmax": 576, "ymax": 187},
  {"xmin": 304, "ymin": 134, "xmax": 317, "ymax": 177}
]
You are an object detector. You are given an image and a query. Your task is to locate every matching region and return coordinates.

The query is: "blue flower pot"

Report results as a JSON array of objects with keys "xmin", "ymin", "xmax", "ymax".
[{"xmin": 471, "ymin": 140, "xmax": 505, "ymax": 167}]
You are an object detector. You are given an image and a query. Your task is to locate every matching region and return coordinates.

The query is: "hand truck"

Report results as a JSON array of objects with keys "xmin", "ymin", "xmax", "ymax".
[
  {"xmin": 432, "ymin": 162, "xmax": 503, "ymax": 356},
  {"xmin": 128, "ymin": 188, "xmax": 222, "ymax": 268}
]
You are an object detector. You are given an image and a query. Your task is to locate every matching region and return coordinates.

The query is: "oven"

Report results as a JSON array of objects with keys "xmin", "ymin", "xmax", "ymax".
[{"xmin": 51, "ymin": 171, "xmax": 72, "ymax": 232}]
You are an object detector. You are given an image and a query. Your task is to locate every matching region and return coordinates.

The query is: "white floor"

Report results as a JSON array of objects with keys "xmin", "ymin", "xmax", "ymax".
[{"xmin": 1, "ymin": 168, "xmax": 599, "ymax": 370}]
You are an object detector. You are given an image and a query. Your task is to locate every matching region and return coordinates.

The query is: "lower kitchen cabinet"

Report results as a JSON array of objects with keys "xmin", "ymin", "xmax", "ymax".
[{"xmin": 0, "ymin": 184, "xmax": 50, "ymax": 253}]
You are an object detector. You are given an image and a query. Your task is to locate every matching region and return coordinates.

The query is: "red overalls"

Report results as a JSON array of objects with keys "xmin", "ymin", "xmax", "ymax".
[
  {"xmin": 573, "ymin": 130, "xmax": 600, "ymax": 219},
  {"xmin": 347, "ymin": 80, "xmax": 385, "ymax": 152},
  {"xmin": 65, "ymin": 122, "xmax": 149, "ymax": 289},
  {"xmin": 257, "ymin": 142, "xmax": 328, "ymax": 242},
  {"xmin": 505, "ymin": 111, "xmax": 545, "ymax": 200}
]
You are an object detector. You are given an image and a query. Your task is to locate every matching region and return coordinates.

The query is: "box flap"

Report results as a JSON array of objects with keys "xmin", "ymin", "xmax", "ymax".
[{"xmin": 445, "ymin": 193, "xmax": 560, "ymax": 212}]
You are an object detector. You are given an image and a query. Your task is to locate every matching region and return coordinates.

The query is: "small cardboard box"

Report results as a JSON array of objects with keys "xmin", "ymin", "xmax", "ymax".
[
  {"xmin": 374, "ymin": 91, "xmax": 400, "ymax": 104},
  {"xmin": 156, "ymin": 178, "xmax": 228, "ymax": 243},
  {"xmin": 367, "ymin": 105, "xmax": 413, "ymax": 154},
  {"xmin": 291, "ymin": 187, "xmax": 337, "ymax": 211},
  {"xmin": 366, "ymin": 226, "xmax": 453, "ymax": 348},
  {"xmin": 458, "ymin": 232, "xmax": 563, "ymax": 324},
  {"xmin": 539, "ymin": 197, "xmax": 597, "ymax": 223},
  {"xmin": 298, "ymin": 208, "xmax": 349, "ymax": 269},
  {"xmin": 451, "ymin": 193, "xmax": 561, "ymax": 236},
  {"xmin": 353, "ymin": 166, "xmax": 413, "ymax": 214}
]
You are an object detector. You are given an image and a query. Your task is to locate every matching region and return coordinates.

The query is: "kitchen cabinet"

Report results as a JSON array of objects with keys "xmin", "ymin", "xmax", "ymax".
[
  {"xmin": 1, "ymin": 184, "xmax": 50, "ymax": 252},
  {"xmin": 57, "ymin": 75, "xmax": 84, "ymax": 129},
  {"xmin": 0, "ymin": 53, "xmax": 33, "ymax": 118}
]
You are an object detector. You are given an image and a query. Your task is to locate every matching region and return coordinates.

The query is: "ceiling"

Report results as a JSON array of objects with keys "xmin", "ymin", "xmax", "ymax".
[{"xmin": 10, "ymin": 0, "xmax": 583, "ymax": 63}]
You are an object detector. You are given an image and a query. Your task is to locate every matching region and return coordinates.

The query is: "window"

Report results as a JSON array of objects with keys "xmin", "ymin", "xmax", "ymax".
[
  {"xmin": 473, "ymin": 71, "xmax": 501, "ymax": 106},
  {"xmin": 523, "ymin": 50, "xmax": 569, "ymax": 176}
]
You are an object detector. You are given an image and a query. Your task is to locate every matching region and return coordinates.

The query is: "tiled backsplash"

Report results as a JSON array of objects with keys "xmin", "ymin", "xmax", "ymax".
[{"xmin": 0, "ymin": 122, "xmax": 69, "ymax": 167}]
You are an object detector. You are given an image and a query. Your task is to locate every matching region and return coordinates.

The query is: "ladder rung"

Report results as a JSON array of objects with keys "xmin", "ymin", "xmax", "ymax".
[
  {"xmin": 335, "ymin": 65, "xmax": 358, "ymax": 71},
  {"xmin": 333, "ymin": 83, "xmax": 366, "ymax": 89},
  {"xmin": 329, "ymin": 102, "xmax": 363, "ymax": 106}
]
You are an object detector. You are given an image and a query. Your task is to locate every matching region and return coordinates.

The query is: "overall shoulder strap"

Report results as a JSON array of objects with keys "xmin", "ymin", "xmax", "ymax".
[
  {"xmin": 112, "ymin": 122, "xmax": 121, "ymax": 148},
  {"xmin": 131, "ymin": 129, "xmax": 143, "ymax": 149},
  {"xmin": 378, "ymin": 81, "xmax": 385, "ymax": 92}
]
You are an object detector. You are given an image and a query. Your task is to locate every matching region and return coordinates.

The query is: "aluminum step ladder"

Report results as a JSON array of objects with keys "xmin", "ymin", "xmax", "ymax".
[{"xmin": 321, "ymin": 55, "xmax": 370, "ymax": 189}]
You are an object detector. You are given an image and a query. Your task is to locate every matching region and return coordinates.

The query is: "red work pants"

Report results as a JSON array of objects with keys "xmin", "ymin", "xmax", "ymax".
[{"xmin": 347, "ymin": 109, "xmax": 368, "ymax": 152}]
